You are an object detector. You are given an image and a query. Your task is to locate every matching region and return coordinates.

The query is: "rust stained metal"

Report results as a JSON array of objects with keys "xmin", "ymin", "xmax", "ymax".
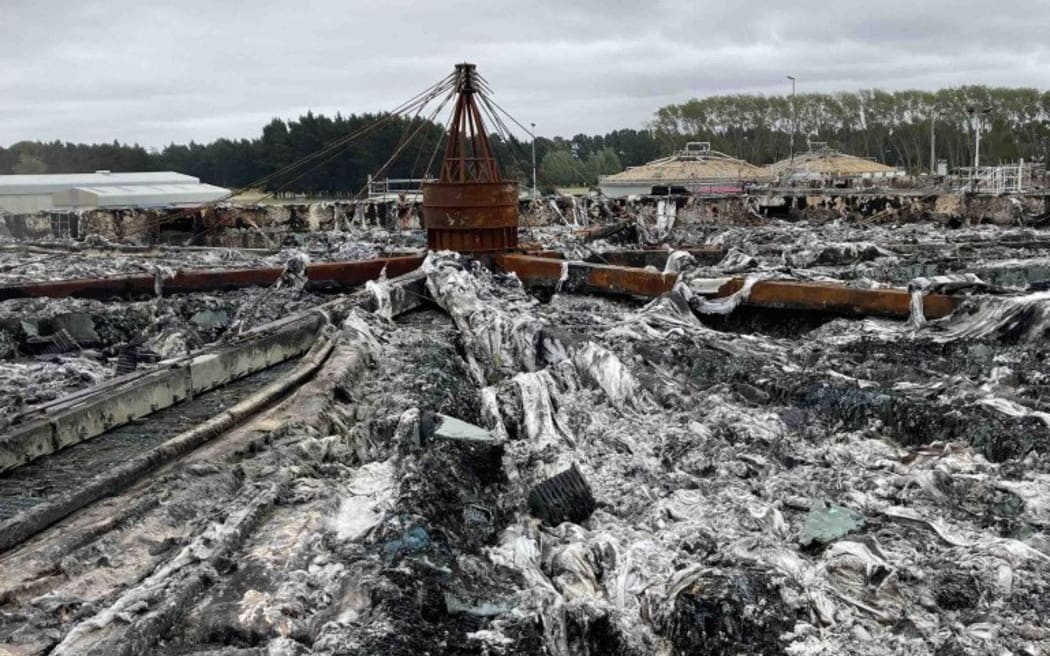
[
  {"xmin": 574, "ymin": 220, "xmax": 633, "ymax": 242},
  {"xmin": 715, "ymin": 278, "xmax": 958, "ymax": 319},
  {"xmin": 423, "ymin": 182, "xmax": 518, "ymax": 252},
  {"xmin": 496, "ymin": 254, "xmax": 958, "ymax": 320},
  {"xmin": 0, "ymin": 256, "xmax": 424, "ymax": 300},
  {"xmin": 523, "ymin": 248, "xmax": 728, "ymax": 268},
  {"xmin": 422, "ymin": 63, "xmax": 519, "ymax": 253},
  {"xmin": 496, "ymin": 254, "xmax": 678, "ymax": 298}
]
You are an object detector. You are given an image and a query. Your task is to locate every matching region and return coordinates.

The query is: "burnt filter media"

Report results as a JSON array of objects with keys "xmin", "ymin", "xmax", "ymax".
[{"xmin": 527, "ymin": 464, "xmax": 596, "ymax": 526}]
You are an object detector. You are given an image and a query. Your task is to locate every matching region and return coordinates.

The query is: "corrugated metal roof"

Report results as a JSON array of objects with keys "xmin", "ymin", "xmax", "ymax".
[
  {"xmin": 72, "ymin": 183, "xmax": 226, "ymax": 197},
  {"xmin": 61, "ymin": 183, "xmax": 230, "ymax": 208},
  {"xmin": 0, "ymin": 171, "xmax": 199, "ymax": 195}
]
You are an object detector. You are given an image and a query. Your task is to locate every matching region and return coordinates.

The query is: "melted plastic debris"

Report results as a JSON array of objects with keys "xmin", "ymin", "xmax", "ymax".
[
  {"xmin": 799, "ymin": 502, "xmax": 866, "ymax": 547},
  {"xmin": 0, "ymin": 288, "xmax": 325, "ymax": 418},
  {"xmin": 4, "ymin": 219, "xmax": 1050, "ymax": 654}
]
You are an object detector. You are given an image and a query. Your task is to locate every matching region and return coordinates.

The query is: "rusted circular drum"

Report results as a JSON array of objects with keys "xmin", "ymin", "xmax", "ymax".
[{"xmin": 423, "ymin": 181, "xmax": 519, "ymax": 252}]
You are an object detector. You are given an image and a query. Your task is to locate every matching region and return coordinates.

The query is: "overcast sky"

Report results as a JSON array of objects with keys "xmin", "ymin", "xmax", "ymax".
[{"xmin": 3, "ymin": 0, "xmax": 1049, "ymax": 148}]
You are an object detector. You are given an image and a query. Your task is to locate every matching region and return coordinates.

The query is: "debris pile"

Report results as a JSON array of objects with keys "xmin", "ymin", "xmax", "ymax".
[{"xmin": 0, "ymin": 216, "xmax": 1049, "ymax": 655}]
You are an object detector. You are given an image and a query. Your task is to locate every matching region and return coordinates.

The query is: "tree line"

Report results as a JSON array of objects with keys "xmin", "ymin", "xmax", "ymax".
[
  {"xmin": 651, "ymin": 86, "xmax": 1050, "ymax": 173},
  {"xmin": 2, "ymin": 85, "xmax": 1048, "ymax": 193}
]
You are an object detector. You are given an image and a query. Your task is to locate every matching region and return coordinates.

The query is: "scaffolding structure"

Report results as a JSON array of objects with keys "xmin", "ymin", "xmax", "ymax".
[{"xmin": 953, "ymin": 160, "xmax": 1047, "ymax": 194}]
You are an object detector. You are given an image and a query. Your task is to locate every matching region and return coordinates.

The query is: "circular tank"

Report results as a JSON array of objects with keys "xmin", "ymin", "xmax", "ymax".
[{"xmin": 423, "ymin": 181, "xmax": 519, "ymax": 252}]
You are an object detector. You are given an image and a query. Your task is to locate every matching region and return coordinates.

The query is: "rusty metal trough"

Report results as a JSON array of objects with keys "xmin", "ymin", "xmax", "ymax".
[{"xmin": 497, "ymin": 254, "xmax": 958, "ymax": 320}]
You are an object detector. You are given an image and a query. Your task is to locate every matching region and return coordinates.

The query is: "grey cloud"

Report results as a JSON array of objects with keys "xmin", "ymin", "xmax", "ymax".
[{"xmin": 1, "ymin": 0, "xmax": 1048, "ymax": 147}]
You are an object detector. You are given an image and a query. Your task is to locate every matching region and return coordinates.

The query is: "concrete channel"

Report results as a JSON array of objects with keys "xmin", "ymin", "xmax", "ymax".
[
  {"xmin": 0, "ymin": 269, "xmax": 431, "ymax": 554},
  {"xmin": 0, "ymin": 309, "xmax": 327, "ymax": 473}
]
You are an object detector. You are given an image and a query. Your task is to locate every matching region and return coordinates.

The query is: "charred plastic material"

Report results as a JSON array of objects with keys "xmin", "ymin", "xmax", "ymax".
[
  {"xmin": 423, "ymin": 63, "xmax": 519, "ymax": 253},
  {"xmin": 527, "ymin": 464, "xmax": 596, "ymax": 526}
]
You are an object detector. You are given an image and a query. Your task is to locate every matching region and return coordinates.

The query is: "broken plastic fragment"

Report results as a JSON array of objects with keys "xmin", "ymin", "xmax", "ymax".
[
  {"xmin": 189, "ymin": 308, "xmax": 231, "ymax": 331},
  {"xmin": 429, "ymin": 413, "xmax": 497, "ymax": 443},
  {"xmin": 444, "ymin": 592, "xmax": 514, "ymax": 617},
  {"xmin": 799, "ymin": 502, "xmax": 865, "ymax": 547},
  {"xmin": 382, "ymin": 526, "xmax": 430, "ymax": 559}
]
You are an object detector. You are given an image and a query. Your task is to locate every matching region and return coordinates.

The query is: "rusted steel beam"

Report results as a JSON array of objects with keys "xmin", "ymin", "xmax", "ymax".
[
  {"xmin": 524, "ymin": 247, "xmax": 726, "ymax": 268},
  {"xmin": 574, "ymin": 220, "xmax": 633, "ymax": 242},
  {"xmin": 496, "ymin": 254, "xmax": 958, "ymax": 320},
  {"xmin": 497, "ymin": 254, "xmax": 678, "ymax": 298},
  {"xmin": 0, "ymin": 256, "xmax": 424, "ymax": 300},
  {"xmin": 715, "ymin": 278, "xmax": 957, "ymax": 319}
]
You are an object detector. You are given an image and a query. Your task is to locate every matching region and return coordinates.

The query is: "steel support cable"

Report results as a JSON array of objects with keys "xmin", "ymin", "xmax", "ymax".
[
  {"xmin": 250, "ymin": 73, "xmax": 456, "ymax": 190},
  {"xmin": 405, "ymin": 107, "xmax": 445, "ymax": 182},
  {"xmin": 277, "ymin": 85, "xmax": 455, "ymax": 204},
  {"xmin": 475, "ymin": 88, "xmax": 572, "ymax": 185},
  {"xmin": 273, "ymin": 84, "xmax": 454, "ymax": 196},
  {"xmin": 186, "ymin": 92, "xmax": 452, "ymax": 244},
  {"xmin": 420, "ymin": 107, "xmax": 456, "ymax": 180},
  {"xmin": 476, "ymin": 94, "xmax": 560, "ymax": 190},
  {"xmin": 483, "ymin": 92, "xmax": 599, "ymax": 190},
  {"xmin": 188, "ymin": 85, "xmax": 455, "ymax": 244},
  {"xmin": 134, "ymin": 74, "xmax": 457, "ymax": 236},
  {"xmin": 206, "ymin": 75, "xmax": 454, "ymax": 201},
  {"xmin": 258, "ymin": 75, "xmax": 455, "ymax": 186},
  {"xmin": 475, "ymin": 95, "xmax": 598, "ymax": 233},
  {"xmin": 476, "ymin": 97, "xmax": 528, "ymax": 171},
  {"xmin": 145, "ymin": 105, "xmax": 449, "ymax": 241},
  {"xmin": 395, "ymin": 81, "xmax": 462, "ymax": 185},
  {"xmin": 200, "ymin": 74, "xmax": 455, "ymax": 205},
  {"xmin": 366, "ymin": 84, "xmax": 456, "ymax": 183},
  {"xmin": 348, "ymin": 87, "xmax": 457, "ymax": 201},
  {"xmin": 154, "ymin": 73, "xmax": 457, "ymax": 241}
]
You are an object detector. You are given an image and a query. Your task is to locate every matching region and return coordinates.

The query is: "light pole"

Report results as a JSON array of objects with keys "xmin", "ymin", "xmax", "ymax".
[
  {"xmin": 530, "ymin": 122, "xmax": 538, "ymax": 199},
  {"xmin": 786, "ymin": 75, "xmax": 796, "ymax": 166}
]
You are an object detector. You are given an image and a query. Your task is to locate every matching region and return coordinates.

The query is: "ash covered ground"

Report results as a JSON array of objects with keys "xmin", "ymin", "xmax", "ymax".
[
  {"xmin": 2, "ymin": 217, "xmax": 1050, "ymax": 655},
  {"xmin": 0, "ymin": 229, "xmax": 426, "ymax": 424}
]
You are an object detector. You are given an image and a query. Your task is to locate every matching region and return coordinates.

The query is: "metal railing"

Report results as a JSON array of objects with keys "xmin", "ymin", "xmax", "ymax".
[
  {"xmin": 366, "ymin": 176, "xmax": 434, "ymax": 200},
  {"xmin": 953, "ymin": 160, "xmax": 1046, "ymax": 194}
]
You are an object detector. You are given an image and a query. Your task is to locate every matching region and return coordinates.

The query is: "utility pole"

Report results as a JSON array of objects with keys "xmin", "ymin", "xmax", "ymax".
[
  {"xmin": 787, "ymin": 75, "xmax": 796, "ymax": 166},
  {"xmin": 530, "ymin": 122, "xmax": 538, "ymax": 199}
]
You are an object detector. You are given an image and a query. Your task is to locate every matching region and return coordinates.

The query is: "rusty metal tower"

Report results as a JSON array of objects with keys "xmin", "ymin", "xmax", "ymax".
[{"xmin": 423, "ymin": 63, "xmax": 519, "ymax": 253}]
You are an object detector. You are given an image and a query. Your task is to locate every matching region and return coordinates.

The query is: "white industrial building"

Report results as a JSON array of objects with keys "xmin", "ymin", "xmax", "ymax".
[{"xmin": 0, "ymin": 171, "xmax": 229, "ymax": 214}]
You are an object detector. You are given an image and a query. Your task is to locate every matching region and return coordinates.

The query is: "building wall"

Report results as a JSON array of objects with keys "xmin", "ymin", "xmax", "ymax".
[
  {"xmin": 599, "ymin": 183, "xmax": 653, "ymax": 198},
  {"xmin": 50, "ymin": 189, "xmax": 92, "ymax": 208},
  {"xmin": 0, "ymin": 194, "xmax": 54, "ymax": 214}
]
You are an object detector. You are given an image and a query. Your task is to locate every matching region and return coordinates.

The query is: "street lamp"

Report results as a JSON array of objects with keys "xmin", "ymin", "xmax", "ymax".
[
  {"xmin": 530, "ymin": 122, "xmax": 538, "ymax": 199},
  {"xmin": 786, "ymin": 75, "xmax": 797, "ymax": 166}
]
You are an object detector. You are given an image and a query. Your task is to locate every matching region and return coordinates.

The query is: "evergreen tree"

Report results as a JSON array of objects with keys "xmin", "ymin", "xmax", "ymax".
[{"xmin": 2, "ymin": 85, "xmax": 1048, "ymax": 190}]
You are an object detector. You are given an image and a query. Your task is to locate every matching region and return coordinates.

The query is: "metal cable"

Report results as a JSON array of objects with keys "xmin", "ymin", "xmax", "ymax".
[{"xmin": 136, "ymin": 73, "xmax": 457, "ymax": 237}]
